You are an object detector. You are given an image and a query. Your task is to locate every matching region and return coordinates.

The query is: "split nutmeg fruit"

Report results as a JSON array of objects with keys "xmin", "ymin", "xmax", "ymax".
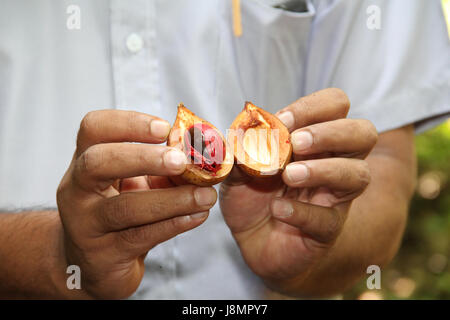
[
  {"xmin": 167, "ymin": 104, "xmax": 234, "ymax": 186},
  {"xmin": 228, "ymin": 102, "xmax": 292, "ymax": 177},
  {"xmin": 167, "ymin": 102, "xmax": 292, "ymax": 186}
]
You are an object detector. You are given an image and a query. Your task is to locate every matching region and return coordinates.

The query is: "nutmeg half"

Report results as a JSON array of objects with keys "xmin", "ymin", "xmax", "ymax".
[
  {"xmin": 167, "ymin": 103, "xmax": 233, "ymax": 186},
  {"xmin": 228, "ymin": 102, "xmax": 292, "ymax": 177}
]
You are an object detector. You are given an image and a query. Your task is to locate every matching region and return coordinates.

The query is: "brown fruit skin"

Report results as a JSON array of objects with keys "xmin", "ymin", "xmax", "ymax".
[
  {"xmin": 228, "ymin": 102, "xmax": 292, "ymax": 178},
  {"xmin": 167, "ymin": 104, "xmax": 233, "ymax": 187},
  {"xmin": 169, "ymin": 170, "xmax": 229, "ymax": 187}
]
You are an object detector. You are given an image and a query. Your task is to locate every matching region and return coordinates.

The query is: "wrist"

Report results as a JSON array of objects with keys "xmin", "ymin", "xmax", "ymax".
[
  {"xmin": 0, "ymin": 210, "xmax": 91, "ymax": 298},
  {"xmin": 49, "ymin": 212, "xmax": 94, "ymax": 299}
]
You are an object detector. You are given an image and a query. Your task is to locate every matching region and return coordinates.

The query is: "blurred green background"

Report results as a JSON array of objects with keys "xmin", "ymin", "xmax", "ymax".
[{"xmin": 344, "ymin": 119, "xmax": 450, "ymax": 300}]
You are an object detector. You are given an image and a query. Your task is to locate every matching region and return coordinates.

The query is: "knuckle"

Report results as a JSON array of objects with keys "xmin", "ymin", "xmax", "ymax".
[
  {"xmin": 172, "ymin": 216, "xmax": 196, "ymax": 238},
  {"xmin": 289, "ymin": 96, "xmax": 312, "ymax": 121},
  {"xmin": 364, "ymin": 120, "xmax": 379, "ymax": 146},
  {"xmin": 119, "ymin": 227, "xmax": 144, "ymax": 247},
  {"xmin": 288, "ymin": 98, "xmax": 312, "ymax": 127},
  {"xmin": 136, "ymin": 145, "xmax": 152, "ymax": 166},
  {"xmin": 56, "ymin": 184, "xmax": 67, "ymax": 211},
  {"xmin": 168, "ymin": 216, "xmax": 186, "ymax": 232},
  {"xmin": 167, "ymin": 185, "xmax": 196, "ymax": 211},
  {"xmin": 126, "ymin": 111, "xmax": 136, "ymax": 132},
  {"xmin": 78, "ymin": 145, "xmax": 103, "ymax": 176},
  {"xmin": 56, "ymin": 178, "xmax": 69, "ymax": 197},
  {"xmin": 125, "ymin": 111, "xmax": 142, "ymax": 134},
  {"xmin": 357, "ymin": 119, "xmax": 378, "ymax": 147},
  {"xmin": 296, "ymin": 97, "xmax": 313, "ymax": 115},
  {"xmin": 343, "ymin": 119, "xmax": 361, "ymax": 135},
  {"xmin": 357, "ymin": 161, "xmax": 371, "ymax": 187},
  {"xmin": 147, "ymin": 200, "xmax": 165, "ymax": 216},
  {"xmin": 56, "ymin": 178, "xmax": 73, "ymax": 211},
  {"xmin": 101, "ymin": 195, "xmax": 132, "ymax": 229},
  {"xmin": 336, "ymin": 164, "xmax": 352, "ymax": 183},
  {"xmin": 79, "ymin": 111, "xmax": 99, "ymax": 138},
  {"xmin": 329, "ymin": 88, "xmax": 350, "ymax": 114},
  {"xmin": 324, "ymin": 211, "xmax": 341, "ymax": 242},
  {"xmin": 300, "ymin": 204, "xmax": 314, "ymax": 228}
]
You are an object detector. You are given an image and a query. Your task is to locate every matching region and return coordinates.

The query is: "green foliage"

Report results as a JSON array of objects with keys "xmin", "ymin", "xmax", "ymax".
[{"xmin": 344, "ymin": 120, "xmax": 450, "ymax": 300}]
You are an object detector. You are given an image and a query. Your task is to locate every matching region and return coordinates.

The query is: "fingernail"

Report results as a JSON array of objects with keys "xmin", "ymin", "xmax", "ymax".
[
  {"xmin": 151, "ymin": 119, "xmax": 171, "ymax": 140},
  {"xmin": 291, "ymin": 131, "xmax": 313, "ymax": 152},
  {"xmin": 194, "ymin": 187, "xmax": 217, "ymax": 207},
  {"xmin": 277, "ymin": 111, "xmax": 294, "ymax": 130},
  {"xmin": 285, "ymin": 163, "xmax": 309, "ymax": 183},
  {"xmin": 163, "ymin": 149, "xmax": 186, "ymax": 171},
  {"xmin": 272, "ymin": 199, "xmax": 293, "ymax": 218},
  {"xmin": 190, "ymin": 211, "xmax": 209, "ymax": 220}
]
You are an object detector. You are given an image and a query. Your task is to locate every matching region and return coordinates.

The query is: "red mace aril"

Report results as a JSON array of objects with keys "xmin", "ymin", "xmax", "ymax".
[
  {"xmin": 228, "ymin": 102, "xmax": 292, "ymax": 177},
  {"xmin": 168, "ymin": 103, "xmax": 233, "ymax": 186},
  {"xmin": 184, "ymin": 123, "xmax": 225, "ymax": 174}
]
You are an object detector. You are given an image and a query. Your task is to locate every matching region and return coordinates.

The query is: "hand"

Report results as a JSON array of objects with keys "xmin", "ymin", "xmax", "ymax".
[
  {"xmin": 219, "ymin": 88, "xmax": 378, "ymax": 294},
  {"xmin": 57, "ymin": 110, "xmax": 217, "ymax": 299}
]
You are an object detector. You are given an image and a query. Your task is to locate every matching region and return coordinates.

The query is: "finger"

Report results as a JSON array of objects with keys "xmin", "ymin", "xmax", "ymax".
[
  {"xmin": 94, "ymin": 185, "xmax": 217, "ymax": 232},
  {"xmin": 271, "ymin": 198, "xmax": 343, "ymax": 243},
  {"xmin": 73, "ymin": 143, "xmax": 187, "ymax": 191},
  {"xmin": 282, "ymin": 158, "xmax": 371, "ymax": 194},
  {"xmin": 115, "ymin": 210, "xmax": 209, "ymax": 258},
  {"xmin": 290, "ymin": 119, "xmax": 378, "ymax": 158},
  {"xmin": 276, "ymin": 88, "xmax": 350, "ymax": 132},
  {"xmin": 147, "ymin": 176, "xmax": 175, "ymax": 189},
  {"xmin": 76, "ymin": 110, "xmax": 171, "ymax": 156},
  {"xmin": 119, "ymin": 176, "xmax": 150, "ymax": 192}
]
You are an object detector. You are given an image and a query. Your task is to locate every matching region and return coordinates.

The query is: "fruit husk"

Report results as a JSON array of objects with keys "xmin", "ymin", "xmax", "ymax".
[
  {"xmin": 167, "ymin": 103, "xmax": 234, "ymax": 186},
  {"xmin": 228, "ymin": 102, "xmax": 292, "ymax": 177}
]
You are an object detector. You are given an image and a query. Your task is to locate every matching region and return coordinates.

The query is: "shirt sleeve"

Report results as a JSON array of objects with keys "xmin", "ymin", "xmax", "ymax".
[{"xmin": 305, "ymin": 0, "xmax": 450, "ymax": 133}]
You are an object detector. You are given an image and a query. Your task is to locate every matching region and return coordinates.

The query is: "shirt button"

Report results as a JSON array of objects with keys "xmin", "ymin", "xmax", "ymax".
[{"xmin": 126, "ymin": 33, "xmax": 143, "ymax": 53}]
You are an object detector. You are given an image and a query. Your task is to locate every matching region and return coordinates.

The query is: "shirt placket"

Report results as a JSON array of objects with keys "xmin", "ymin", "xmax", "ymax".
[
  {"xmin": 110, "ymin": 0, "xmax": 161, "ymax": 113},
  {"xmin": 109, "ymin": 0, "xmax": 175, "ymax": 298}
]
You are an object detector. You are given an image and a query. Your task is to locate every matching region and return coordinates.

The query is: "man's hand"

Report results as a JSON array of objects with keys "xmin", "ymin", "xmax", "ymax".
[
  {"xmin": 220, "ymin": 88, "xmax": 378, "ymax": 295},
  {"xmin": 56, "ymin": 110, "xmax": 217, "ymax": 299}
]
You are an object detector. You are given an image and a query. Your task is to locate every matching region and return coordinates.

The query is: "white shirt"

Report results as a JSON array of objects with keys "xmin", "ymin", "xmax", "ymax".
[{"xmin": 0, "ymin": 0, "xmax": 449, "ymax": 299}]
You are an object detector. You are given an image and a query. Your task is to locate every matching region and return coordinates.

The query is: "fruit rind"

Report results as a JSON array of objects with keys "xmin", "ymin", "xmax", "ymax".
[
  {"xmin": 228, "ymin": 102, "xmax": 292, "ymax": 178},
  {"xmin": 168, "ymin": 103, "xmax": 233, "ymax": 186}
]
